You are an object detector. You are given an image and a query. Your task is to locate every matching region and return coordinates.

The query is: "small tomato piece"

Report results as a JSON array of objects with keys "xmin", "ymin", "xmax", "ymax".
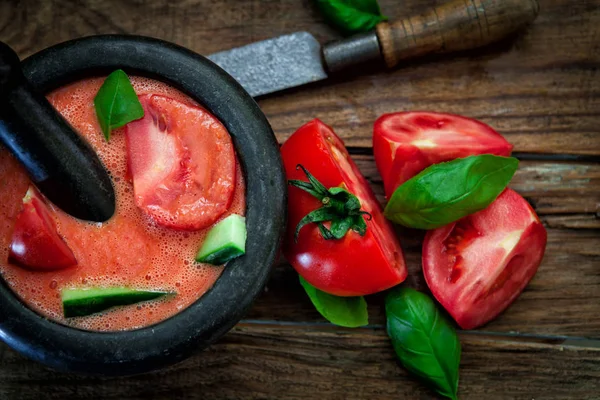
[
  {"xmin": 281, "ymin": 119, "xmax": 407, "ymax": 297},
  {"xmin": 9, "ymin": 187, "xmax": 77, "ymax": 270},
  {"xmin": 423, "ymin": 189, "xmax": 547, "ymax": 329},
  {"xmin": 373, "ymin": 111, "xmax": 513, "ymax": 197}
]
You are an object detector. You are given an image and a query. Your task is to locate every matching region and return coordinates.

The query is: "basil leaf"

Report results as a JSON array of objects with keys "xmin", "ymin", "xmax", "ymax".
[
  {"xmin": 94, "ymin": 69, "xmax": 144, "ymax": 141},
  {"xmin": 384, "ymin": 155, "xmax": 518, "ymax": 229},
  {"xmin": 386, "ymin": 287, "xmax": 460, "ymax": 400},
  {"xmin": 315, "ymin": 0, "xmax": 387, "ymax": 35},
  {"xmin": 299, "ymin": 275, "xmax": 368, "ymax": 327}
]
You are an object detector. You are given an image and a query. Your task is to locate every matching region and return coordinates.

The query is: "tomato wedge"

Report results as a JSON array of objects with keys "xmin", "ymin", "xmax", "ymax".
[
  {"xmin": 9, "ymin": 187, "xmax": 77, "ymax": 270},
  {"xmin": 281, "ymin": 119, "xmax": 407, "ymax": 297},
  {"xmin": 373, "ymin": 112, "xmax": 513, "ymax": 197},
  {"xmin": 125, "ymin": 94, "xmax": 236, "ymax": 231},
  {"xmin": 423, "ymin": 189, "xmax": 547, "ymax": 329}
]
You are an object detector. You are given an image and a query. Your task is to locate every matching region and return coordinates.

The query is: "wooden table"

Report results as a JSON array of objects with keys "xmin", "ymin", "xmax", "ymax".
[{"xmin": 1, "ymin": 0, "xmax": 599, "ymax": 398}]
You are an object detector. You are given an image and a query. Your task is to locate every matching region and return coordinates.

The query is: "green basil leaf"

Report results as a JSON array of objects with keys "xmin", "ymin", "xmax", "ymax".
[
  {"xmin": 94, "ymin": 69, "xmax": 144, "ymax": 141},
  {"xmin": 384, "ymin": 155, "xmax": 518, "ymax": 229},
  {"xmin": 315, "ymin": 0, "xmax": 387, "ymax": 35},
  {"xmin": 299, "ymin": 275, "xmax": 368, "ymax": 327},
  {"xmin": 386, "ymin": 287, "xmax": 460, "ymax": 400}
]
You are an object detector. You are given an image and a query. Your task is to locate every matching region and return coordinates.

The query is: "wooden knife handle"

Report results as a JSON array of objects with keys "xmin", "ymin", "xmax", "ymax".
[{"xmin": 376, "ymin": 0, "xmax": 540, "ymax": 68}]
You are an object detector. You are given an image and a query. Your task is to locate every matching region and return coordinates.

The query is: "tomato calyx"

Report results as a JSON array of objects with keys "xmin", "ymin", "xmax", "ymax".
[{"xmin": 289, "ymin": 164, "xmax": 372, "ymax": 242}]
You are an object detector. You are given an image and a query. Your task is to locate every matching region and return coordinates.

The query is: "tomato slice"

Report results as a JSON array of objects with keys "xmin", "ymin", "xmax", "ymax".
[
  {"xmin": 423, "ymin": 189, "xmax": 547, "ymax": 329},
  {"xmin": 373, "ymin": 112, "xmax": 513, "ymax": 197},
  {"xmin": 281, "ymin": 119, "xmax": 407, "ymax": 297},
  {"xmin": 125, "ymin": 94, "xmax": 236, "ymax": 231},
  {"xmin": 9, "ymin": 187, "xmax": 77, "ymax": 270}
]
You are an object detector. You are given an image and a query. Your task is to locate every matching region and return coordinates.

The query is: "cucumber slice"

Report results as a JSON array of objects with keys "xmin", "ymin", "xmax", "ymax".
[
  {"xmin": 196, "ymin": 214, "xmax": 246, "ymax": 265},
  {"xmin": 61, "ymin": 287, "xmax": 171, "ymax": 318}
]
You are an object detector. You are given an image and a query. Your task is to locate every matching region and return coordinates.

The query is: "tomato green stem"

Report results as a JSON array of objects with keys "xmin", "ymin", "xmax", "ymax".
[{"xmin": 289, "ymin": 164, "xmax": 372, "ymax": 242}]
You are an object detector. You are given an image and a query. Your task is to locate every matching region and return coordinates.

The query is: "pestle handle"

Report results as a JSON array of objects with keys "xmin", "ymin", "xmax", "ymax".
[{"xmin": 0, "ymin": 41, "xmax": 115, "ymax": 222}]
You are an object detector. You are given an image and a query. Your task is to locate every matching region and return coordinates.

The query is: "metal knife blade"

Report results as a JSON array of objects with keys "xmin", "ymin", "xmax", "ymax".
[{"xmin": 207, "ymin": 32, "xmax": 329, "ymax": 97}]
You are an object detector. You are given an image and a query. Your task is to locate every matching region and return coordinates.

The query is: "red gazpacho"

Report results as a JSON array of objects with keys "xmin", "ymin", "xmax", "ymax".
[{"xmin": 0, "ymin": 76, "xmax": 246, "ymax": 331}]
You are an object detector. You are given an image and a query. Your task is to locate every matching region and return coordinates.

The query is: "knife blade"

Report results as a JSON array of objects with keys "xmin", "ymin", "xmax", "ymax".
[
  {"xmin": 208, "ymin": 32, "xmax": 328, "ymax": 98},
  {"xmin": 207, "ymin": 0, "xmax": 540, "ymax": 98}
]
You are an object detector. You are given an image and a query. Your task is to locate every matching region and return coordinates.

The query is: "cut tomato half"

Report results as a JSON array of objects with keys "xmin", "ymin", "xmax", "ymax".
[
  {"xmin": 373, "ymin": 111, "xmax": 513, "ymax": 197},
  {"xmin": 125, "ymin": 94, "xmax": 236, "ymax": 231},
  {"xmin": 9, "ymin": 187, "xmax": 77, "ymax": 270},
  {"xmin": 281, "ymin": 119, "xmax": 407, "ymax": 296},
  {"xmin": 423, "ymin": 189, "xmax": 547, "ymax": 329}
]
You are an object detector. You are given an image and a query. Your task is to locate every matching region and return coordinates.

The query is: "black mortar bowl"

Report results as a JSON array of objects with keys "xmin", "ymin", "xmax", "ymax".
[{"xmin": 0, "ymin": 35, "xmax": 286, "ymax": 375}]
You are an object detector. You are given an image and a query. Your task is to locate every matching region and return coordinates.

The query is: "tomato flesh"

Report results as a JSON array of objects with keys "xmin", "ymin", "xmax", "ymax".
[
  {"xmin": 9, "ymin": 187, "xmax": 77, "ymax": 270},
  {"xmin": 281, "ymin": 119, "xmax": 407, "ymax": 296},
  {"xmin": 423, "ymin": 189, "xmax": 547, "ymax": 329},
  {"xmin": 125, "ymin": 94, "xmax": 236, "ymax": 231},
  {"xmin": 373, "ymin": 111, "xmax": 513, "ymax": 197}
]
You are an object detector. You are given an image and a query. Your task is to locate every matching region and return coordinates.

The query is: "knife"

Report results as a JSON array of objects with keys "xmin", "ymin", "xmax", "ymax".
[{"xmin": 208, "ymin": 0, "xmax": 539, "ymax": 97}]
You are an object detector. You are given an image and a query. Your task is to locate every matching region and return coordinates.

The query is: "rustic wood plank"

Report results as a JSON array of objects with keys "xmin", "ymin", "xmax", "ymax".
[
  {"xmin": 0, "ymin": 325, "xmax": 598, "ymax": 400},
  {"xmin": 0, "ymin": 0, "xmax": 599, "ymax": 396},
  {"xmin": 246, "ymin": 227, "xmax": 600, "ymax": 338},
  {"xmin": 543, "ymin": 214, "xmax": 600, "ymax": 229},
  {"xmin": 261, "ymin": 0, "xmax": 600, "ymax": 154},
  {"xmin": 1, "ymin": 0, "xmax": 598, "ymax": 154}
]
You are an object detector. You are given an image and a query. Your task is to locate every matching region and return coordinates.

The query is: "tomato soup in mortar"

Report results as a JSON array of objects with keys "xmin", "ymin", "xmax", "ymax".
[{"xmin": 0, "ymin": 77, "xmax": 245, "ymax": 331}]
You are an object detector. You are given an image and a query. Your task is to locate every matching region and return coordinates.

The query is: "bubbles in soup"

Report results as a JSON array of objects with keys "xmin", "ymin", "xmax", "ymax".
[{"xmin": 0, "ymin": 77, "xmax": 246, "ymax": 331}]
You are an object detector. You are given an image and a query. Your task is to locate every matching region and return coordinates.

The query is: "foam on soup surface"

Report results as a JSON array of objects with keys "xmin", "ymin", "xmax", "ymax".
[{"xmin": 0, "ymin": 77, "xmax": 245, "ymax": 331}]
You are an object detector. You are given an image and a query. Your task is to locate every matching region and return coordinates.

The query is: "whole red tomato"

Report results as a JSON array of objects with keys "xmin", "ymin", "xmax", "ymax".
[
  {"xmin": 423, "ymin": 188, "xmax": 547, "ymax": 329},
  {"xmin": 373, "ymin": 111, "xmax": 513, "ymax": 197},
  {"xmin": 281, "ymin": 119, "xmax": 407, "ymax": 296}
]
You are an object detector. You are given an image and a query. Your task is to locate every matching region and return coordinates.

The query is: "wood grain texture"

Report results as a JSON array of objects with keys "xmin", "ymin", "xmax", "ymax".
[
  {"xmin": 0, "ymin": 0, "xmax": 598, "ymax": 154},
  {"xmin": 247, "ymin": 227, "xmax": 600, "ymax": 337},
  {"xmin": 0, "ymin": 0, "xmax": 599, "ymax": 397},
  {"xmin": 1, "ymin": 325, "xmax": 599, "ymax": 400},
  {"xmin": 376, "ymin": 0, "xmax": 540, "ymax": 67}
]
